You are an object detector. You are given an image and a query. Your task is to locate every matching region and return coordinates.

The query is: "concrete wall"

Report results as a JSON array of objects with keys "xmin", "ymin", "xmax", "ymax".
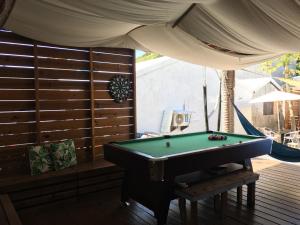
[
  {"xmin": 136, "ymin": 57, "xmax": 220, "ymax": 134},
  {"xmin": 136, "ymin": 57, "xmax": 272, "ymax": 135}
]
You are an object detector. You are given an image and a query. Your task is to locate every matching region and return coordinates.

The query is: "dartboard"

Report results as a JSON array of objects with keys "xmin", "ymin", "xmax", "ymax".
[{"xmin": 108, "ymin": 75, "xmax": 131, "ymax": 103}]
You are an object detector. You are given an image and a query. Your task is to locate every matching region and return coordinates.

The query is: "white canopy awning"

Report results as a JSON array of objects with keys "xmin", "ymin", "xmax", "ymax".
[
  {"xmin": 250, "ymin": 91, "xmax": 300, "ymax": 103},
  {"xmin": 1, "ymin": 0, "xmax": 300, "ymax": 69}
]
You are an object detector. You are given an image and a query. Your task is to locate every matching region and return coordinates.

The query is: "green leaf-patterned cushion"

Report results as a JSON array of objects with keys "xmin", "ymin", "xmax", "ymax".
[
  {"xmin": 29, "ymin": 145, "xmax": 53, "ymax": 176},
  {"xmin": 50, "ymin": 140, "xmax": 77, "ymax": 171}
]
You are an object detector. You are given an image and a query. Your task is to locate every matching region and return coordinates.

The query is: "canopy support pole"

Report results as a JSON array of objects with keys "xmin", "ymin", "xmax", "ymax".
[
  {"xmin": 222, "ymin": 70, "xmax": 235, "ymax": 133},
  {"xmin": 217, "ymin": 75, "xmax": 222, "ymax": 131},
  {"xmin": 203, "ymin": 85, "xmax": 209, "ymax": 131}
]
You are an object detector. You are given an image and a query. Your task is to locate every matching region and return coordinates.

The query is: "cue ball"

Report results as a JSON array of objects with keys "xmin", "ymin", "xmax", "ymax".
[{"xmin": 166, "ymin": 142, "xmax": 170, "ymax": 147}]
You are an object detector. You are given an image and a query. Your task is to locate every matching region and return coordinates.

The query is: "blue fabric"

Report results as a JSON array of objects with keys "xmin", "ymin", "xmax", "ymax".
[{"xmin": 233, "ymin": 104, "xmax": 300, "ymax": 162}]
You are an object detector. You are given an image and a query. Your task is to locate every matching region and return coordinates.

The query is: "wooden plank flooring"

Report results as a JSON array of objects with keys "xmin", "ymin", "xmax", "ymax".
[{"xmin": 18, "ymin": 158, "xmax": 300, "ymax": 225}]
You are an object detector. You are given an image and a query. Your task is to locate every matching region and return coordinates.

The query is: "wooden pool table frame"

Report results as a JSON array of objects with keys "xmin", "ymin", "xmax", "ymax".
[{"xmin": 104, "ymin": 131, "xmax": 272, "ymax": 225}]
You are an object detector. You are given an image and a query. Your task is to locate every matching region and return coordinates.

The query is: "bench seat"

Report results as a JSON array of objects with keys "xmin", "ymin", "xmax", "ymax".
[
  {"xmin": 175, "ymin": 170, "xmax": 259, "ymax": 225},
  {"xmin": 0, "ymin": 159, "xmax": 123, "ymax": 210}
]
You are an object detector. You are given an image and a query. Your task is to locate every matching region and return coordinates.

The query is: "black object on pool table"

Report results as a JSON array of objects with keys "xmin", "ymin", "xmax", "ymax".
[
  {"xmin": 166, "ymin": 142, "xmax": 170, "ymax": 147},
  {"xmin": 208, "ymin": 134, "xmax": 227, "ymax": 140}
]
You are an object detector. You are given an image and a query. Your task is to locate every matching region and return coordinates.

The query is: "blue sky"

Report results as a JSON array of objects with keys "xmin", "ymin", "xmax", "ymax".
[{"xmin": 136, "ymin": 50, "xmax": 145, "ymax": 58}]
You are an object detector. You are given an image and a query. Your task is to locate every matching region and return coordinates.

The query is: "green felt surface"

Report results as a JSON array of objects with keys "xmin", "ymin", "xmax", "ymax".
[{"xmin": 116, "ymin": 132, "xmax": 259, "ymax": 158}]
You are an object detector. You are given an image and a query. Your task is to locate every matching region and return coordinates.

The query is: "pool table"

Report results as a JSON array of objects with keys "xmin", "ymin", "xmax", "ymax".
[{"xmin": 104, "ymin": 131, "xmax": 272, "ymax": 225}]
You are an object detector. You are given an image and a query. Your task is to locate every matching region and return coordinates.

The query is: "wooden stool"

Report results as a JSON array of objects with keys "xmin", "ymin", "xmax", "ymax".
[
  {"xmin": 178, "ymin": 192, "xmax": 227, "ymax": 225},
  {"xmin": 236, "ymin": 183, "xmax": 256, "ymax": 209},
  {"xmin": 175, "ymin": 170, "xmax": 259, "ymax": 225}
]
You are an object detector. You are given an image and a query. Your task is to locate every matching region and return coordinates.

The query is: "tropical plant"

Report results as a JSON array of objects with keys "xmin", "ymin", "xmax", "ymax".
[
  {"xmin": 260, "ymin": 53, "xmax": 300, "ymax": 77},
  {"xmin": 260, "ymin": 53, "xmax": 300, "ymax": 131},
  {"xmin": 136, "ymin": 52, "xmax": 162, "ymax": 63}
]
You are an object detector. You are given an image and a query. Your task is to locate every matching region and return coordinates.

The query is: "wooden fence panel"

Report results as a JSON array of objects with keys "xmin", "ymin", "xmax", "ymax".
[{"xmin": 0, "ymin": 30, "xmax": 136, "ymax": 176}]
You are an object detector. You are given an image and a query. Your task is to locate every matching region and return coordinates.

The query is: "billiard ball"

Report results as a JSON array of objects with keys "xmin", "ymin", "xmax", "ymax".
[
  {"xmin": 220, "ymin": 135, "xmax": 227, "ymax": 140},
  {"xmin": 166, "ymin": 142, "xmax": 170, "ymax": 147},
  {"xmin": 208, "ymin": 134, "xmax": 228, "ymax": 141}
]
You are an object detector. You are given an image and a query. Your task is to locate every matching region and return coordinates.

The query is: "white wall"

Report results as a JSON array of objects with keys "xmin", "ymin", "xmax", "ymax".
[
  {"xmin": 136, "ymin": 57, "xmax": 268, "ymax": 135},
  {"xmin": 136, "ymin": 57, "xmax": 220, "ymax": 134}
]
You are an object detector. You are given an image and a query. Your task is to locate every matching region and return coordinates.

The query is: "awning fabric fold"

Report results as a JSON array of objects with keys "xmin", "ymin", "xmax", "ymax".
[
  {"xmin": 1, "ymin": 0, "xmax": 300, "ymax": 69},
  {"xmin": 249, "ymin": 91, "xmax": 300, "ymax": 103}
]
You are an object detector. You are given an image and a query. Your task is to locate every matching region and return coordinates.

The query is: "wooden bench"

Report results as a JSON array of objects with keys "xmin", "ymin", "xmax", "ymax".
[
  {"xmin": 0, "ymin": 159, "xmax": 123, "ymax": 210},
  {"xmin": 0, "ymin": 194, "xmax": 22, "ymax": 225},
  {"xmin": 175, "ymin": 170, "xmax": 259, "ymax": 225}
]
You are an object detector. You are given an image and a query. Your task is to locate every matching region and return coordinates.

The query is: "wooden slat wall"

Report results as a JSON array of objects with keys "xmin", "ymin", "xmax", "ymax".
[
  {"xmin": 0, "ymin": 29, "xmax": 136, "ymax": 176},
  {"xmin": 284, "ymin": 89, "xmax": 300, "ymax": 129},
  {"xmin": 91, "ymin": 48, "xmax": 136, "ymax": 157}
]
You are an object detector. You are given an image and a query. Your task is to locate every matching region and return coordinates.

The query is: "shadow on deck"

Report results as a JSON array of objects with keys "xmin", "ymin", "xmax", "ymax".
[{"xmin": 18, "ymin": 159, "xmax": 300, "ymax": 225}]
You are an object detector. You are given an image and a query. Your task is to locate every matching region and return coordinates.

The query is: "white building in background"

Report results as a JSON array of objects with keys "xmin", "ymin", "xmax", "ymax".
[{"xmin": 136, "ymin": 56, "xmax": 279, "ymax": 135}]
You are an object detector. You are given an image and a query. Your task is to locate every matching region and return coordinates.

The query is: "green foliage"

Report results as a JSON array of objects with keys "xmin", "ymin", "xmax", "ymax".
[
  {"xmin": 50, "ymin": 139, "xmax": 77, "ymax": 171},
  {"xmin": 260, "ymin": 53, "xmax": 300, "ymax": 77},
  {"xmin": 29, "ymin": 145, "xmax": 53, "ymax": 176},
  {"xmin": 136, "ymin": 52, "xmax": 162, "ymax": 63}
]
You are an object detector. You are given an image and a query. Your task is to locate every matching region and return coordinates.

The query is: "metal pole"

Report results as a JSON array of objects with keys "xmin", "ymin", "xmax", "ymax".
[
  {"xmin": 203, "ymin": 85, "xmax": 209, "ymax": 131},
  {"xmin": 217, "ymin": 76, "xmax": 222, "ymax": 131}
]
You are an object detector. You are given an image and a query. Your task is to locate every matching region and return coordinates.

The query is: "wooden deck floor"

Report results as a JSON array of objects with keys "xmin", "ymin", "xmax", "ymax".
[{"xmin": 18, "ymin": 158, "xmax": 300, "ymax": 225}]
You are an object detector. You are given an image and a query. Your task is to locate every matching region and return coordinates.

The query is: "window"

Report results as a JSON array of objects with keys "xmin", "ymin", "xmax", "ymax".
[{"xmin": 263, "ymin": 102, "xmax": 274, "ymax": 115}]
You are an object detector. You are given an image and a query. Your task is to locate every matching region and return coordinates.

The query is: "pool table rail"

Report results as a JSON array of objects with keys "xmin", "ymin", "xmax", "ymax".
[
  {"xmin": 104, "ymin": 135, "xmax": 273, "ymax": 162},
  {"xmin": 163, "ymin": 137, "xmax": 272, "ymax": 179},
  {"xmin": 104, "ymin": 135, "xmax": 273, "ymax": 181}
]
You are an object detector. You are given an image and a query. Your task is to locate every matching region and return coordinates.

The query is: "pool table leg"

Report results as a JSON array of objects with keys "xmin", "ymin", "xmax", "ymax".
[
  {"xmin": 243, "ymin": 159, "xmax": 253, "ymax": 171},
  {"xmin": 155, "ymin": 199, "xmax": 171, "ymax": 225},
  {"xmin": 178, "ymin": 198, "xmax": 187, "ymax": 223},
  {"xmin": 214, "ymin": 194, "xmax": 221, "ymax": 212},
  {"xmin": 190, "ymin": 201, "xmax": 198, "ymax": 225},
  {"xmin": 121, "ymin": 171, "xmax": 130, "ymax": 206}
]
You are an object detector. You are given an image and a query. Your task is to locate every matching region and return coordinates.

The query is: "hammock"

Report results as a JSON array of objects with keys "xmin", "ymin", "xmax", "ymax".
[{"xmin": 233, "ymin": 104, "xmax": 300, "ymax": 162}]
